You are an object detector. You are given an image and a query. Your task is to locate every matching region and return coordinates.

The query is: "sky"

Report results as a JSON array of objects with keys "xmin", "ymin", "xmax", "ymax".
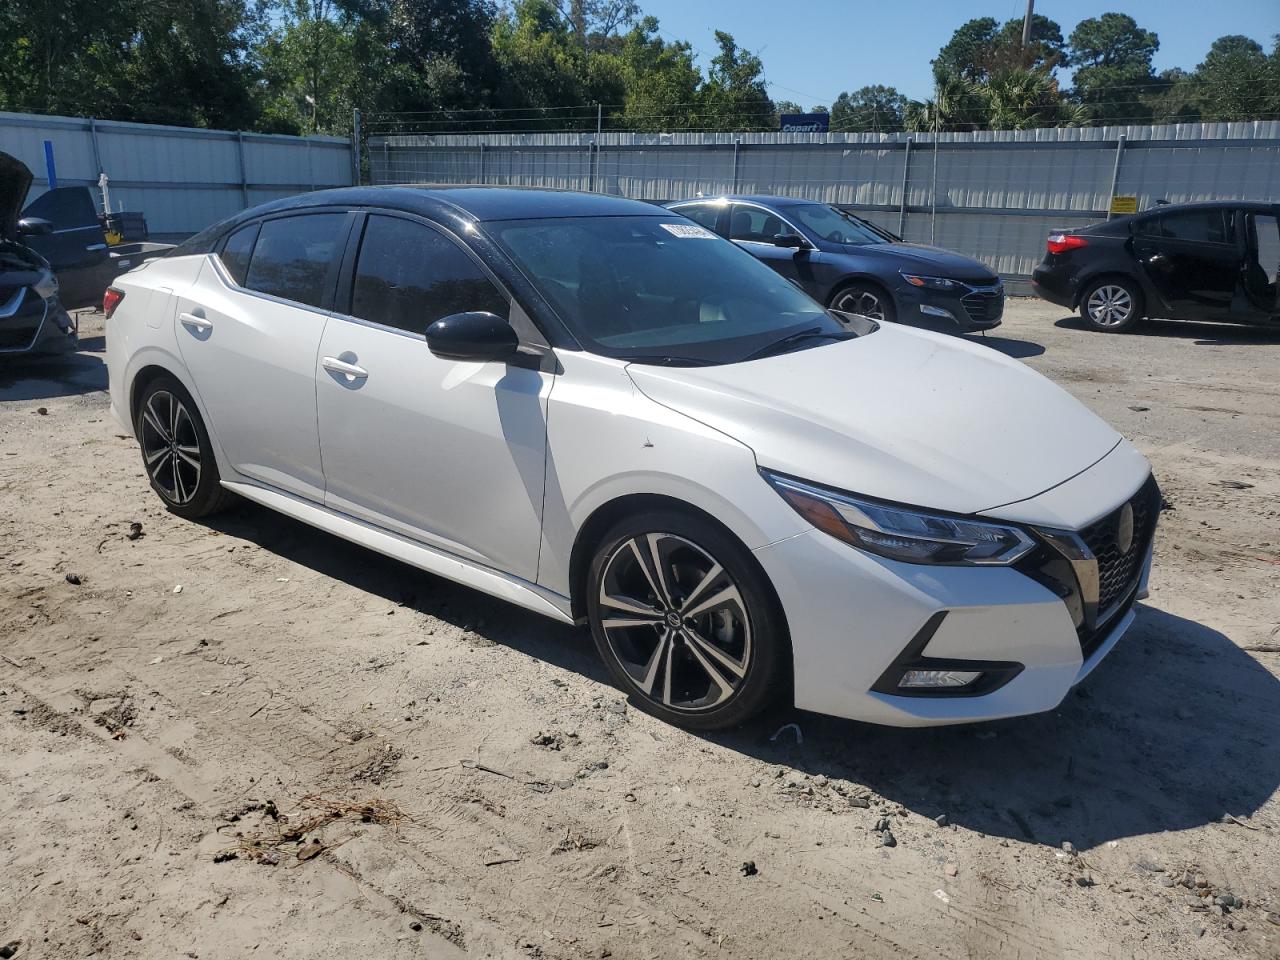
[{"xmin": 637, "ymin": 0, "xmax": 1280, "ymax": 104}]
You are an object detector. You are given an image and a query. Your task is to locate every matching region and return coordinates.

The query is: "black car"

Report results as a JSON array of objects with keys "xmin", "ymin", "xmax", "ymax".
[
  {"xmin": 664, "ymin": 195, "xmax": 1005, "ymax": 333},
  {"xmin": 0, "ymin": 152, "xmax": 78, "ymax": 355},
  {"xmin": 1032, "ymin": 201, "xmax": 1280, "ymax": 333}
]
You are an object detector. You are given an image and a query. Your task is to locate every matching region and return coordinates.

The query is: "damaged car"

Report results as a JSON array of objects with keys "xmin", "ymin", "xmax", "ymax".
[{"xmin": 1, "ymin": 151, "xmax": 77, "ymax": 355}]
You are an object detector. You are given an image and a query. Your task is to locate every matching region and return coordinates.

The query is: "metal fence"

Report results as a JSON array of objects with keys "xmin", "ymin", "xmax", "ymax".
[
  {"xmin": 367, "ymin": 122, "xmax": 1280, "ymax": 279},
  {"xmin": 0, "ymin": 111, "xmax": 355, "ymax": 237}
]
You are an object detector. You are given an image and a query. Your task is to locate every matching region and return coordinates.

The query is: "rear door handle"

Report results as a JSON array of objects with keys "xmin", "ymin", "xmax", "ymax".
[
  {"xmin": 321, "ymin": 356, "xmax": 369, "ymax": 380},
  {"xmin": 179, "ymin": 312, "xmax": 213, "ymax": 333}
]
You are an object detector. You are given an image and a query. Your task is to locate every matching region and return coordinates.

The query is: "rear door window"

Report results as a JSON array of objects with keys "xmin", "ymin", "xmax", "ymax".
[
  {"xmin": 243, "ymin": 213, "xmax": 347, "ymax": 308},
  {"xmin": 217, "ymin": 223, "xmax": 259, "ymax": 286},
  {"xmin": 1138, "ymin": 209, "xmax": 1233, "ymax": 244},
  {"xmin": 673, "ymin": 203, "xmax": 723, "ymax": 234},
  {"xmin": 348, "ymin": 215, "xmax": 508, "ymax": 334}
]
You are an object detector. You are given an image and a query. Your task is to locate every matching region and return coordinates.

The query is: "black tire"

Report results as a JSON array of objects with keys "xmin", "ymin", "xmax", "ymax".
[
  {"xmin": 586, "ymin": 509, "xmax": 788, "ymax": 731},
  {"xmin": 1079, "ymin": 277, "xmax": 1145, "ymax": 333},
  {"xmin": 829, "ymin": 281, "xmax": 897, "ymax": 324},
  {"xmin": 133, "ymin": 374, "xmax": 234, "ymax": 519}
]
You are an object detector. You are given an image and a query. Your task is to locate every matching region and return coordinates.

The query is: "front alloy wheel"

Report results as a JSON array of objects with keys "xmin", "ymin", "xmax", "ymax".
[
  {"xmin": 830, "ymin": 282, "xmax": 896, "ymax": 323},
  {"xmin": 587, "ymin": 511, "xmax": 787, "ymax": 730}
]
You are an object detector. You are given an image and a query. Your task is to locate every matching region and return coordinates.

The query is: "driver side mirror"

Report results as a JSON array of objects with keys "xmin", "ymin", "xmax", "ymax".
[
  {"xmin": 17, "ymin": 217, "xmax": 53, "ymax": 237},
  {"xmin": 425, "ymin": 311, "xmax": 519, "ymax": 362},
  {"xmin": 772, "ymin": 233, "xmax": 806, "ymax": 249}
]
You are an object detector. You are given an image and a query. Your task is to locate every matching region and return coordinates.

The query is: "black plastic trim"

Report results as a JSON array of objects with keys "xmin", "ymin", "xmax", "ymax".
[{"xmin": 870, "ymin": 611, "xmax": 1025, "ymax": 698}]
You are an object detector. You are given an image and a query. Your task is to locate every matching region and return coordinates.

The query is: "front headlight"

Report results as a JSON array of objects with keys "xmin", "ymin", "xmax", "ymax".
[
  {"xmin": 33, "ymin": 270, "xmax": 59, "ymax": 301},
  {"xmin": 900, "ymin": 273, "xmax": 958, "ymax": 292},
  {"xmin": 764, "ymin": 471, "xmax": 1035, "ymax": 566}
]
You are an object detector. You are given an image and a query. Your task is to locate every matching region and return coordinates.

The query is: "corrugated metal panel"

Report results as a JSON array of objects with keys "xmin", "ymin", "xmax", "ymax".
[
  {"xmin": 0, "ymin": 110, "xmax": 352, "ymax": 235},
  {"xmin": 368, "ymin": 122, "xmax": 1280, "ymax": 277}
]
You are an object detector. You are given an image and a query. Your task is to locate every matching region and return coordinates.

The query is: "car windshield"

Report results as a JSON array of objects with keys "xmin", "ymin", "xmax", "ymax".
[
  {"xmin": 488, "ymin": 215, "xmax": 856, "ymax": 365},
  {"xmin": 788, "ymin": 204, "xmax": 891, "ymax": 246}
]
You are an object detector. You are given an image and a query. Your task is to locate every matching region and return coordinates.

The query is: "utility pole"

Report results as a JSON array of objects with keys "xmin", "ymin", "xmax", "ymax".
[{"xmin": 1020, "ymin": 0, "xmax": 1034, "ymax": 50}]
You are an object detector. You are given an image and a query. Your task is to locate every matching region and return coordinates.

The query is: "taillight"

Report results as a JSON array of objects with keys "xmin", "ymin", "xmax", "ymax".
[
  {"xmin": 103, "ymin": 287, "xmax": 124, "ymax": 318},
  {"xmin": 1046, "ymin": 233, "xmax": 1088, "ymax": 256}
]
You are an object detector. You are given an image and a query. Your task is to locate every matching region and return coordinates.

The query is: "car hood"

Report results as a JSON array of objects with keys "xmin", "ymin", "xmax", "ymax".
[
  {"xmin": 846, "ymin": 242, "xmax": 998, "ymax": 283},
  {"xmin": 626, "ymin": 325, "xmax": 1120, "ymax": 517},
  {"xmin": 0, "ymin": 151, "xmax": 32, "ymax": 241}
]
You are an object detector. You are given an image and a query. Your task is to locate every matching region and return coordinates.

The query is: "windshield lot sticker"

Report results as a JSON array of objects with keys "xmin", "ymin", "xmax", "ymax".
[{"xmin": 660, "ymin": 223, "xmax": 716, "ymax": 239}]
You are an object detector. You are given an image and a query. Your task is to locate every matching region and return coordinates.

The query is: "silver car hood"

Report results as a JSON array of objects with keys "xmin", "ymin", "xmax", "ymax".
[{"xmin": 626, "ymin": 324, "xmax": 1121, "ymax": 516}]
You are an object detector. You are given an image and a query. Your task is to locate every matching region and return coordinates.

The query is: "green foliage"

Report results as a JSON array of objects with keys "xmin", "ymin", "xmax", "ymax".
[
  {"xmin": 0, "ymin": 2, "xmax": 1275, "ymax": 136},
  {"xmin": 830, "ymin": 86, "xmax": 908, "ymax": 133}
]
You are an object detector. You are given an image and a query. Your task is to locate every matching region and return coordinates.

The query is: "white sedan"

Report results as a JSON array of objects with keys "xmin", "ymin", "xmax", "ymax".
[{"xmin": 105, "ymin": 187, "xmax": 1158, "ymax": 730}]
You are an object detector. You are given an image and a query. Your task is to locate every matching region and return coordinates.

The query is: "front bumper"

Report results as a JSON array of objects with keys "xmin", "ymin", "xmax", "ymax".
[
  {"xmin": 754, "ymin": 454, "xmax": 1155, "ymax": 727},
  {"xmin": 0, "ymin": 287, "xmax": 77, "ymax": 356},
  {"xmin": 898, "ymin": 280, "xmax": 1005, "ymax": 332}
]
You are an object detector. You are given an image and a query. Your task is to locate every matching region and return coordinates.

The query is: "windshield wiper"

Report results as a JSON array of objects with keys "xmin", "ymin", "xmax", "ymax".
[
  {"xmin": 621, "ymin": 354, "xmax": 718, "ymax": 367},
  {"xmin": 741, "ymin": 327, "xmax": 853, "ymax": 362}
]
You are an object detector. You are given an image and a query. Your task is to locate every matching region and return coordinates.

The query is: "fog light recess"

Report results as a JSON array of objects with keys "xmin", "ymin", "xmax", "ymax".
[{"xmin": 898, "ymin": 669, "xmax": 982, "ymax": 690}]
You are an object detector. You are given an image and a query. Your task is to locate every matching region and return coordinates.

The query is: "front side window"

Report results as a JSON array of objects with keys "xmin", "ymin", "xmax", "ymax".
[
  {"xmin": 243, "ymin": 213, "xmax": 347, "ymax": 308},
  {"xmin": 729, "ymin": 205, "xmax": 800, "ymax": 244},
  {"xmin": 349, "ymin": 215, "xmax": 508, "ymax": 334},
  {"xmin": 489, "ymin": 215, "xmax": 848, "ymax": 364},
  {"xmin": 1139, "ymin": 209, "xmax": 1233, "ymax": 244},
  {"xmin": 789, "ymin": 204, "xmax": 891, "ymax": 246},
  {"xmin": 218, "ymin": 223, "xmax": 259, "ymax": 286}
]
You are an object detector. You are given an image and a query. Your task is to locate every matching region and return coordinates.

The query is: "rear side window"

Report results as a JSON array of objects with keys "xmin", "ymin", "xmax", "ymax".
[
  {"xmin": 218, "ymin": 223, "xmax": 259, "ymax": 286},
  {"xmin": 674, "ymin": 204, "xmax": 722, "ymax": 233},
  {"xmin": 243, "ymin": 213, "xmax": 347, "ymax": 308},
  {"xmin": 349, "ymin": 215, "xmax": 508, "ymax": 334},
  {"xmin": 1139, "ymin": 209, "xmax": 1233, "ymax": 244}
]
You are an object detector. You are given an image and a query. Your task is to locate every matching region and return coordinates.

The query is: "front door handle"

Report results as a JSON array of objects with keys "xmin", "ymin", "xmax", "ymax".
[
  {"xmin": 179, "ymin": 312, "xmax": 213, "ymax": 333},
  {"xmin": 321, "ymin": 356, "xmax": 369, "ymax": 381}
]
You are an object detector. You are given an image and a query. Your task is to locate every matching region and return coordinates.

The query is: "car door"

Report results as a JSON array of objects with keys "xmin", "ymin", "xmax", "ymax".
[
  {"xmin": 21, "ymin": 186, "xmax": 111, "ymax": 308},
  {"xmin": 1241, "ymin": 208, "xmax": 1280, "ymax": 321},
  {"xmin": 174, "ymin": 210, "xmax": 353, "ymax": 502},
  {"xmin": 1131, "ymin": 208, "xmax": 1240, "ymax": 320},
  {"xmin": 727, "ymin": 203, "xmax": 819, "ymax": 296},
  {"xmin": 315, "ymin": 212, "xmax": 552, "ymax": 581}
]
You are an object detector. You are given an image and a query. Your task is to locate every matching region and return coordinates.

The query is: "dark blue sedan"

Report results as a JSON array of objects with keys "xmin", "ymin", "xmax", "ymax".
[{"xmin": 664, "ymin": 195, "xmax": 1004, "ymax": 333}]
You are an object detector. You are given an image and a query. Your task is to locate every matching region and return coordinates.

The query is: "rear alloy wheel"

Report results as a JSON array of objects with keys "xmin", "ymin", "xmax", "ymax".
[
  {"xmin": 830, "ymin": 282, "xmax": 896, "ymax": 323},
  {"xmin": 1080, "ymin": 278, "xmax": 1144, "ymax": 333},
  {"xmin": 587, "ymin": 511, "xmax": 787, "ymax": 730},
  {"xmin": 135, "ymin": 375, "xmax": 234, "ymax": 518}
]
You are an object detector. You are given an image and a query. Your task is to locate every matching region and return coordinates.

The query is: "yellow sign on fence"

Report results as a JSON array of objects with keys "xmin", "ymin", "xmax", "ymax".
[{"xmin": 1109, "ymin": 196, "xmax": 1139, "ymax": 215}]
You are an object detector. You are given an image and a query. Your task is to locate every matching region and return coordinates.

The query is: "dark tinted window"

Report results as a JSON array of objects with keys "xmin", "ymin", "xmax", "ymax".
[
  {"xmin": 243, "ymin": 214, "xmax": 346, "ymax": 308},
  {"xmin": 218, "ymin": 223, "xmax": 259, "ymax": 286},
  {"xmin": 1140, "ymin": 209, "xmax": 1233, "ymax": 244},
  {"xmin": 729, "ymin": 205, "xmax": 800, "ymax": 243},
  {"xmin": 23, "ymin": 187, "xmax": 100, "ymax": 230},
  {"xmin": 349, "ymin": 215, "xmax": 508, "ymax": 333},
  {"xmin": 673, "ymin": 204, "xmax": 722, "ymax": 233}
]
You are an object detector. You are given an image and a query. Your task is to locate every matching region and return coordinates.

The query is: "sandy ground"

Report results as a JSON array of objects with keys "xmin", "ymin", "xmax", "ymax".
[{"xmin": 1, "ymin": 300, "xmax": 1278, "ymax": 960}]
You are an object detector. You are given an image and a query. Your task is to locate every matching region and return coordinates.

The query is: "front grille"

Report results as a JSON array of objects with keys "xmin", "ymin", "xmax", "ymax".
[
  {"xmin": 1080, "ymin": 475, "xmax": 1159, "ymax": 612},
  {"xmin": 961, "ymin": 289, "xmax": 1005, "ymax": 322},
  {"xmin": 1015, "ymin": 473, "xmax": 1160, "ymax": 660}
]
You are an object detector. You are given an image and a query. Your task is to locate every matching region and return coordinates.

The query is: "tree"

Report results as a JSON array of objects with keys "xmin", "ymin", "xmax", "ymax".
[
  {"xmin": 830, "ymin": 85, "xmax": 908, "ymax": 132},
  {"xmin": 550, "ymin": 0, "xmax": 639, "ymax": 54},
  {"xmin": 613, "ymin": 17, "xmax": 702, "ymax": 131},
  {"xmin": 257, "ymin": 0, "xmax": 358, "ymax": 134},
  {"xmin": 1192, "ymin": 35, "xmax": 1279, "ymax": 122},
  {"xmin": 1069, "ymin": 13, "xmax": 1160, "ymax": 123},
  {"xmin": 933, "ymin": 17, "xmax": 998, "ymax": 82},
  {"xmin": 698, "ymin": 31, "xmax": 773, "ymax": 131}
]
